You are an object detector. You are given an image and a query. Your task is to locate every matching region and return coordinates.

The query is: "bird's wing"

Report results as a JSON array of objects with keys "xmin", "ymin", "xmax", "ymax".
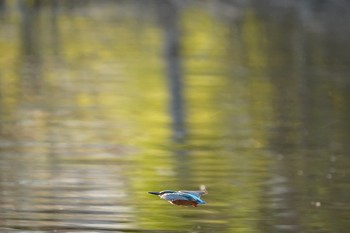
[
  {"xmin": 179, "ymin": 190, "xmax": 207, "ymax": 197},
  {"xmin": 180, "ymin": 185, "xmax": 208, "ymax": 197},
  {"xmin": 179, "ymin": 192, "xmax": 206, "ymax": 204},
  {"xmin": 163, "ymin": 192, "xmax": 206, "ymax": 204},
  {"xmin": 161, "ymin": 193, "xmax": 194, "ymax": 201}
]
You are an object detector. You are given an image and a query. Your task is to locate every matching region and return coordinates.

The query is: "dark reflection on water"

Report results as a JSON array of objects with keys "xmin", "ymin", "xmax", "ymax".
[{"xmin": 1, "ymin": 0, "xmax": 350, "ymax": 232}]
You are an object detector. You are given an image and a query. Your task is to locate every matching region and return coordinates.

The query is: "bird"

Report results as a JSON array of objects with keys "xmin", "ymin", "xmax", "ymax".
[{"xmin": 148, "ymin": 186, "xmax": 208, "ymax": 207}]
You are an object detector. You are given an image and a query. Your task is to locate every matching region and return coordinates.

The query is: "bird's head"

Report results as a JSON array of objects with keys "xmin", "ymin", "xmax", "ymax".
[{"xmin": 148, "ymin": 190, "xmax": 175, "ymax": 196}]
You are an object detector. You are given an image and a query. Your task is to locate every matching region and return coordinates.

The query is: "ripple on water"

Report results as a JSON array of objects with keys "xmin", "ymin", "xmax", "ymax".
[{"xmin": 0, "ymin": 155, "xmax": 138, "ymax": 232}]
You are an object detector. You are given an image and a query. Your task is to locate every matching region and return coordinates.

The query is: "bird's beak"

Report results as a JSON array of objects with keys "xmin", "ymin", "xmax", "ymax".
[{"xmin": 148, "ymin": 191, "xmax": 160, "ymax": 195}]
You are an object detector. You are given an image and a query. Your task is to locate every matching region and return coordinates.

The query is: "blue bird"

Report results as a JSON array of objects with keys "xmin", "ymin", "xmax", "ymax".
[{"xmin": 148, "ymin": 187, "xmax": 208, "ymax": 207}]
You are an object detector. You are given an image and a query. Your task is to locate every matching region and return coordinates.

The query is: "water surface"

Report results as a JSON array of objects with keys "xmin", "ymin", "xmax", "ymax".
[{"xmin": 0, "ymin": 1, "xmax": 349, "ymax": 232}]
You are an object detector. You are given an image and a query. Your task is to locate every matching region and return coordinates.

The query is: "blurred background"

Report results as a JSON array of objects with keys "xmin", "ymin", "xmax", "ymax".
[{"xmin": 0, "ymin": 0, "xmax": 350, "ymax": 232}]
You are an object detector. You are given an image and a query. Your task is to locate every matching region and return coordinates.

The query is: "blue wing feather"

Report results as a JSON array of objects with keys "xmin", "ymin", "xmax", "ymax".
[{"xmin": 161, "ymin": 192, "xmax": 206, "ymax": 204}]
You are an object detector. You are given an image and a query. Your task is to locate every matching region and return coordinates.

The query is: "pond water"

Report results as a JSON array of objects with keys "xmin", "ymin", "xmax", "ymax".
[{"xmin": 0, "ymin": 1, "xmax": 350, "ymax": 233}]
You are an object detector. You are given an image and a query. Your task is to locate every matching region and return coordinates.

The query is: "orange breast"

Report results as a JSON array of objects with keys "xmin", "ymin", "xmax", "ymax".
[{"xmin": 171, "ymin": 200, "xmax": 197, "ymax": 207}]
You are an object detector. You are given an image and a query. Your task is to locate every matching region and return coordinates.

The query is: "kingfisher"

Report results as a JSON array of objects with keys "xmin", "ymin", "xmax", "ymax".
[{"xmin": 148, "ymin": 187, "xmax": 208, "ymax": 207}]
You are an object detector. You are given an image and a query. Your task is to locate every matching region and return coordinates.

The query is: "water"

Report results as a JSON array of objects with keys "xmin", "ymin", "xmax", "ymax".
[{"xmin": 0, "ymin": 1, "xmax": 350, "ymax": 232}]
